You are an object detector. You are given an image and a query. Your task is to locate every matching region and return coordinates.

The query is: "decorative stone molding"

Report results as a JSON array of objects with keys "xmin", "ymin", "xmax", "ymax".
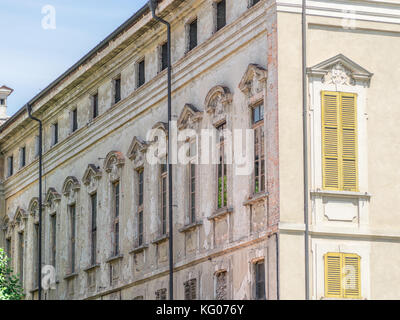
[
  {"xmin": 14, "ymin": 207, "xmax": 28, "ymax": 233},
  {"xmin": 28, "ymin": 197, "xmax": 40, "ymax": 224},
  {"xmin": 82, "ymin": 164, "xmax": 102, "ymax": 194},
  {"xmin": 238, "ymin": 64, "xmax": 268, "ymax": 98},
  {"xmin": 104, "ymin": 151, "xmax": 125, "ymax": 182},
  {"xmin": 45, "ymin": 188, "xmax": 61, "ymax": 211},
  {"xmin": 127, "ymin": 136, "xmax": 148, "ymax": 170},
  {"xmin": 152, "ymin": 122, "xmax": 168, "ymax": 138},
  {"xmin": 177, "ymin": 104, "xmax": 203, "ymax": 130},
  {"xmin": 307, "ymin": 54, "xmax": 373, "ymax": 86},
  {"xmin": 208, "ymin": 207, "xmax": 234, "ymax": 221},
  {"xmin": 62, "ymin": 176, "xmax": 81, "ymax": 196},
  {"xmin": 243, "ymin": 191, "xmax": 269, "ymax": 206},
  {"xmin": 205, "ymin": 86, "xmax": 232, "ymax": 126}
]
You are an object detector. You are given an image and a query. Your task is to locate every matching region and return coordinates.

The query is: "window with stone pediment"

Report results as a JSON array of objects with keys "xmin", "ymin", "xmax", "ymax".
[{"xmin": 82, "ymin": 164, "xmax": 102, "ymax": 194}]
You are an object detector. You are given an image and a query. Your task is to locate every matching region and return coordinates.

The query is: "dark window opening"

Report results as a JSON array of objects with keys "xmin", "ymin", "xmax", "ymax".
[
  {"xmin": 251, "ymin": 0, "xmax": 260, "ymax": 7},
  {"xmin": 92, "ymin": 93, "xmax": 99, "ymax": 119},
  {"xmin": 53, "ymin": 122, "xmax": 58, "ymax": 145},
  {"xmin": 91, "ymin": 193, "xmax": 97, "ymax": 265},
  {"xmin": 7, "ymin": 156, "xmax": 13, "ymax": 177},
  {"xmin": 255, "ymin": 260, "xmax": 266, "ymax": 300},
  {"xmin": 161, "ymin": 42, "xmax": 168, "ymax": 71},
  {"xmin": 184, "ymin": 279, "xmax": 197, "ymax": 300},
  {"xmin": 114, "ymin": 78, "xmax": 121, "ymax": 104},
  {"xmin": 69, "ymin": 205, "xmax": 76, "ymax": 274},
  {"xmin": 138, "ymin": 60, "xmax": 145, "ymax": 88},
  {"xmin": 20, "ymin": 147, "xmax": 26, "ymax": 168},
  {"xmin": 113, "ymin": 181, "xmax": 120, "ymax": 256},
  {"xmin": 72, "ymin": 108, "xmax": 78, "ymax": 132},
  {"xmin": 216, "ymin": 0, "xmax": 226, "ymax": 31},
  {"xmin": 189, "ymin": 19, "xmax": 198, "ymax": 51}
]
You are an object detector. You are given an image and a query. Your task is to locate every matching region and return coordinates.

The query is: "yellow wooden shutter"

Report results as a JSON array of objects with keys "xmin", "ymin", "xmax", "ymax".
[
  {"xmin": 343, "ymin": 253, "xmax": 361, "ymax": 299},
  {"xmin": 325, "ymin": 252, "xmax": 361, "ymax": 299},
  {"xmin": 322, "ymin": 92, "xmax": 340, "ymax": 190},
  {"xmin": 340, "ymin": 93, "xmax": 358, "ymax": 191},
  {"xmin": 322, "ymin": 91, "xmax": 358, "ymax": 191},
  {"xmin": 325, "ymin": 253, "xmax": 342, "ymax": 298}
]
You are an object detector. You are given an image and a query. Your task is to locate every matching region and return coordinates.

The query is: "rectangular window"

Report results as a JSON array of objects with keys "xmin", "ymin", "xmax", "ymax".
[
  {"xmin": 69, "ymin": 205, "xmax": 76, "ymax": 274},
  {"xmin": 138, "ymin": 170, "xmax": 144, "ymax": 246},
  {"xmin": 92, "ymin": 93, "xmax": 99, "ymax": 119},
  {"xmin": 155, "ymin": 288, "xmax": 167, "ymax": 300},
  {"xmin": 20, "ymin": 147, "xmax": 26, "ymax": 168},
  {"xmin": 215, "ymin": 271, "xmax": 227, "ymax": 300},
  {"xmin": 50, "ymin": 214, "xmax": 57, "ymax": 268},
  {"xmin": 5, "ymin": 238, "xmax": 11, "ymax": 259},
  {"xmin": 18, "ymin": 232, "xmax": 24, "ymax": 285},
  {"xmin": 7, "ymin": 156, "xmax": 13, "ymax": 177},
  {"xmin": 138, "ymin": 60, "xmax": 145, "ymax": 88},
  {"xmin": 184, "ymin": 279, "xmax": 197, "ymax": 300},
  {"xmin": 216, "ymin": 0, "xmax": 226, "ymax": 31},
  {"xmin": 217, "ymin": 123, "xmax": 227, "ymax": 209},
  {"xmin": 113, "ymin": 181, "xmax": 120, "ymax": 256},
  {"xmin": 188, "ymin": 19, "xmax": 198, "ymax": 51},
  {"xmin": 91, "ymin": 193, "xmax": 97, "ymax": 265},
  {"xmin": 0, "ymin": 99, "xmax": 4, "ymax": 105},
  {"xmin": 250, "ymin": 0, "xmax": 260, "ymax": 7},
  {"xmin": 322, "ymin": 91, "xmax": 358, "ymax": 191},
  {"xmin": 52, "ymin": 122, "xmax": 58, "ymax": 146},
  {"xmin": 189, "ymin": 140, "xmax": 196, "ymax": 223},
  {"xmin": 253, "ymin": 103, "xmax": 265, "ymax": 193},
  {"xmin": 161, "ymin": 164, "xmax": 167, "ymax": 235},
  {"xmin": 254, "ymin": 260, "xmax": 266, "ymax": 300},
  {"xmin": 34, "ymin": 136, "xmax": 40, "ymax": 158},
  {"xmin": 325, "ymin": 252, "xmax": 361, "ymax": 299},
  {"xmin": 161, "ymin": 42, "xmax": 168, "ymax": 71},
  {"xmin": 114, "ymin": 77, "xmax": 121, "ymax": 104},
  {"xmin": 72, "ymin": 108, "xmax": 78, "ymax": 132}
]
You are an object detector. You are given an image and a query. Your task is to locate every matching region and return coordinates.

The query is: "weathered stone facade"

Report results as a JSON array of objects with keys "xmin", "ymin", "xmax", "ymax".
[{"xmin": 0, "ymin": 0, "xmax": 278, "ymax": 300}]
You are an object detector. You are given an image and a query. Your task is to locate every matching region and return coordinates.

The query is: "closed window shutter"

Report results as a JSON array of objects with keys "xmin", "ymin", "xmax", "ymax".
[
  {"xmin": 325, "ymin": 253, "xmax": 361, "ymax": 299},
  {"xmin": 343, "ymin": 253, "xmax": 361, "ymax": 298},
  {"xmin": 322, "ymin": 91, "xmax": 358, "ymax": 191},
  {"xmin": 322, "ymin": 92, "xmax": 340, "ymax": 190},
  {"xmin": 325, "ymin": 253, "xmax": 342, "ymax": 298},
  {"xmin": 340, "ymin": 94, "xmax": 357, "ymax": 191}
]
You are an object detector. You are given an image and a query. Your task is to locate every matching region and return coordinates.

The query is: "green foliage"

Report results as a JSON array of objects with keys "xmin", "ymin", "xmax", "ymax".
[{"xmin": 0, "ymin": 248, "xmax": 24, "ymax": 300}]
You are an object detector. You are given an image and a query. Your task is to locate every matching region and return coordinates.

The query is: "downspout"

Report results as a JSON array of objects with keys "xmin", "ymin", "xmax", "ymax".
[
  {"xmin": 302, "ymin": 0, "xmax": 310, "ymax": 300},
  {"xmin": 26, "ymin": 104, "xmax": 43, "ymax": 301},
  {"xmin": 148, "ymin": 0, "xmax": 174, "ymax": 300}
]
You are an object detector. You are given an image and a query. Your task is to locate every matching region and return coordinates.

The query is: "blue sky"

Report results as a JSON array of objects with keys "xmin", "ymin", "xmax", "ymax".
[{"xmin": 0, "ymin": 0, "xmax": 148, "ymax": 116}]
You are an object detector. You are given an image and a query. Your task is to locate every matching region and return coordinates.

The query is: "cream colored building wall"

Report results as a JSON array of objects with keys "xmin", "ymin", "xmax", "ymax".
[{"xmin": 277, "ymin": 1, "xmax": 400, "ymax": 299}]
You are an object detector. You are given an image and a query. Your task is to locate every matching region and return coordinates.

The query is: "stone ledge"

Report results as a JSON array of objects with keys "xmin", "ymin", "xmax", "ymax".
[
  {"xmin": 311, "ymin": 189, "xmax": 371, "ymax": 199},
  {"xmin": 83, "ymin": 263, "xmax": 101, "ymax": 273},
  {"xmin": 243, "ymin": 192, "xmax": 269, "ymax": 206},
  {"xmin": 152, "ymin": 234, "xmax": 169, "ymax": 245},
  {"xmin": 129, "ymin": 244, "xmax": 149, "ymax": 254},
  {"xmin": 179, "ymin": 221, "xmax": 203, "ymax": 233},
  {"xmin": 208, "ymin": 207, "xmax": 233, "ymax": 221},
  {"xmin": 64, "ymin": 272, "xmax": 79, "ymax": 281},
  {"xmin": 106, "ymin": 254, "xmax": 124, "ymax": 264}
]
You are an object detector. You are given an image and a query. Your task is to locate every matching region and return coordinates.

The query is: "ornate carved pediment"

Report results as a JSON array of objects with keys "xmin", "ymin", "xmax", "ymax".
[
  {"xmin": 128, "ymin": 136, "xmax": 148, "ymax": 170},
  {"xmin": 151, "ymin": 122, "xmax": 168, "ymax": 139},
  {"xmin": 62, "ymin": 176, "xmax": 81, "ymax": 204},
  {"xmin": 28, "ymin": 198, "xmax": 40, "ymax": 224},
  {"xmin": 307, "ymin": 54, "xmax": 373, "ymax": 86},
  {"xmin": 45, "ymin": 188, "xmax": 61, "ymax": 212},
  {"xmin": 239, "ymin": 64, "xmax": 267, "ymax": 97},
  {"xmin": 82, "ymin": 164, "xmax": 102, "ymax": 186},
  {"xmin": 104, "ymin": 151, "xmax": 125, "ymax": 182},
  {"xmin": 14, "ymin": 207, "xmax": 28, "ymax": 232},
  {"xmin": 2, "ymin": 215, "xmax": 12, "ymax": 239},
  {"xmin": 205, "ymin": 86, "xmax": 232, "ymax": 126},
  {"xmin": 177, "ymin": 104, "xmax": 203, "ymax": 130}
]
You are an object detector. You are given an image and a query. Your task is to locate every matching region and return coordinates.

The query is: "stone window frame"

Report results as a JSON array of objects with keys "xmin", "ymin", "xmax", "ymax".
[
  {"xmin": 212, "ymin": 0, "xmax": 227, "ymax": 34},
  {"xmin": 135, "ymin": 57, "xmax": 146, "ymax": 89},
  {"xmin": 13, "ymin": 207, "xmax": 27, "ymax": 288},
  {"xmin": 111, "ymin": 74, "xmax": 122, "ymax": 105},
  {"xmin": 158, "ymin": 40, "xmax": 168, "ymax": 73},
  {"xmin": 28, "ymin": 198, "xmax": 40, "ymax": 290},
  {"xmin": 251, "ymin": 257, "xmax": 266, "ymax": 300},
  {"xmin": 19, "ymin": 145, "xmax": 26, "ymax": 169},
  {"xmin": 44, "ymin": 188, "xmax": 61, "ymax": 274},
  {"xmin": 214, "ymin": 269, "xmax": 228, "ymax": 300},
  {"xmin": 104, "ymin": 151, "xmax": 125, "ymax": 260},
  {"xmin": 90, "ymin": 91, "xmax": 99, "ymax": 120},
  {"xmin": 7, "ymin": 154, "xmax": 13, "ymax": 177},
  {"xmin": 185, "ymin": 16, "xmax": 198, "ymax": 54},
  {"xmin": 69, "ymin": 106, "xmax": 78, "ymax": 134},
  {"xmin": 51, "ymin": 121, "xmax": 59, "ymax": 147},
  {"xmin": 62, "ymin": 177, "xmax": 81, "ymax": 275}
]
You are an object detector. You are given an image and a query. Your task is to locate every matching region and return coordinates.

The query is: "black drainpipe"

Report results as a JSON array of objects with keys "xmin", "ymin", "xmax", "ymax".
[
  {"xmin": 302, "ymin": 0, "xmax": 310, "ymax": 300},
  {"xmin": 26, "ymin": 104, "xmax": 43, "ymax": 300},
  {"xmin": 148, "ymin": 0, "xmax": 174, "ymax": 300}
]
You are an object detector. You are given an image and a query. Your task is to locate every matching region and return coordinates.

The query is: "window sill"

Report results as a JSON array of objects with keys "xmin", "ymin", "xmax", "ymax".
[
  {"xmin": 106, "ymin": 254, "xmax": 124, "ymax": 264},
  {"xmin": 83, "ymin": 263, "xmax": 101, "ymax": 273},
  {"xmin": 129, "ymin": 244, "xmax": 149, "ymax": 254},
  {"xmin": 152, "ymin": 234, "xmax": 169, "ymax": 245},
  {"xmin": 311, "ymin": 189, "xmax": 371, "ymax": 199},
  {"xmin": 64, "ymin": 272, "xmax": 79, "ymax": 281},
  {"xmin": 243, "ymin": 192, "xmax": 269, "ymax": 206},
  {"xmin": 179, "ymin": 221, "xmax": 203, "ymax": 233},
  {"xmin": 208, "ymin": 207, "xmax": 233, "ymax": 221}
]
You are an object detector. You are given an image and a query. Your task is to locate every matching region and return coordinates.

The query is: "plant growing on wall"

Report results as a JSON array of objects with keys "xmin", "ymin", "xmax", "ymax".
[{"xmin": 0, "ymin": 248, "xmax": 24, "ymax": 300}]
